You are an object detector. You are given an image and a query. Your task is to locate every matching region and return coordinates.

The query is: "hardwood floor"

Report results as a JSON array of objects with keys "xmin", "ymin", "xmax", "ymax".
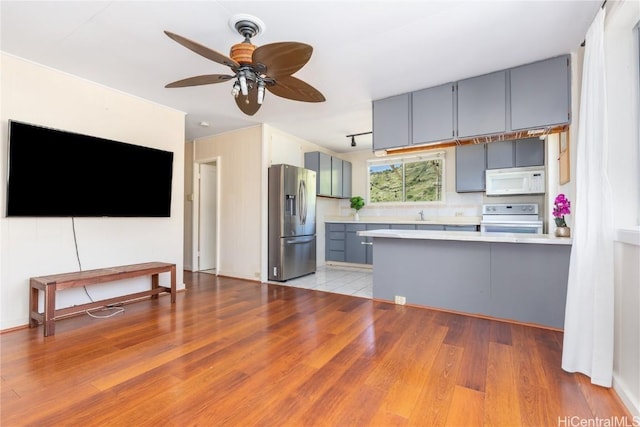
[{"xmin": 1, "ymin": 272, "xmax": 631, "ymax": 426}]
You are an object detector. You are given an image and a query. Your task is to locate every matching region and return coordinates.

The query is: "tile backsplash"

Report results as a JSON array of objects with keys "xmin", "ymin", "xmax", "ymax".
[{"xmin": 337, "ymin": 192, "xmax": 545, "ymax": 221}]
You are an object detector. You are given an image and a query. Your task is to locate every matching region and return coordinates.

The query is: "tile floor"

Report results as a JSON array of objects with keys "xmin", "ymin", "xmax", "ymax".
[{"xmin": 270, "ymin": 265, "xmax": 373, "ymax": 299}]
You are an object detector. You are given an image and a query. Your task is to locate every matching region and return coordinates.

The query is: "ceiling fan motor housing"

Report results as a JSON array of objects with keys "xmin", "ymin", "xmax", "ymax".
[
  {"xmin": 230, "ymin": 19, "xmax": 260, "ymax": 64},
  {"xmin": 230, "ymin": 42, "xmax": 255, "ymax": 64}
]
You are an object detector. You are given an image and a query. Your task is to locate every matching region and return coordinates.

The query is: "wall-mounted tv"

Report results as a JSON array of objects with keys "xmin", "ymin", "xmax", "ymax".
[{"xmin": 6, "ymin": 120, "xmax": 174, "ymax": 217}]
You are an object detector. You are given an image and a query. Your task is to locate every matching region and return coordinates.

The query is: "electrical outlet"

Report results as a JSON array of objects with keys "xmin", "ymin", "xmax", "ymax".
[
  {"xmin": 455, "ymin": 211, "xmax": 464, "ymax": 216},
  {"xmin": 394, "ymin": 295, "xmax": 406, "ymax": 305}
]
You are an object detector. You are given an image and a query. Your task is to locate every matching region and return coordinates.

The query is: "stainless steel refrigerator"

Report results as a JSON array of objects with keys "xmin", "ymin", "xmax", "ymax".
[{"xmin": 268, "ymin": 164, "xmax": 316, "ymax": 281}]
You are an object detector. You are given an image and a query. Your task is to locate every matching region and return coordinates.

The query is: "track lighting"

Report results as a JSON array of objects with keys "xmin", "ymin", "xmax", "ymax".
[{"xmin": 346, "ymin": 131, "xmax": 372, "ymax": 148}]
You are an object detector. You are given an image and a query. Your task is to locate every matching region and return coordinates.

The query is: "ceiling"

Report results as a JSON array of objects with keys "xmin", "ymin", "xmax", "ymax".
[{"xmin": 0, "ymin": 1, "xmax": 600, "ymax": 153}]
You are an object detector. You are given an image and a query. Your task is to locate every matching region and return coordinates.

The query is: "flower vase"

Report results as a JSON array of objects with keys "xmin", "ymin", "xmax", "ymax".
[
  {"xmin": 555, "ymin": 226, "xmax": 571, "ymax": 238},
  {"xmin": 354, "ymin": 212, "xmax": 360, "ymax": 221}
]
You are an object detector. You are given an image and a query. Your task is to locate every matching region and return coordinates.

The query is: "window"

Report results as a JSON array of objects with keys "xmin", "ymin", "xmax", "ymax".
[{"xmin": 367, "ymin": 152, "xmax": 445, "ymax": 204}]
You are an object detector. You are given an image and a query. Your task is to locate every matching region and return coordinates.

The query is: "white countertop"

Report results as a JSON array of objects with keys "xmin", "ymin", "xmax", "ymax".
[
  {"xmin": 358, "ymin": 228, "xmax": 573, "ymax": 245},
  {"xmin": 325, "ymin": 216, "xmax": 481, "ymax": 225}
]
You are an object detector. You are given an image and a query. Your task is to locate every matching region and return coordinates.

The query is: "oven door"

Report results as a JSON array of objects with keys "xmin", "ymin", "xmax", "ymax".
[{"xmin": 480, "ymin": 221, "xmax": 543, "ymax": 234}]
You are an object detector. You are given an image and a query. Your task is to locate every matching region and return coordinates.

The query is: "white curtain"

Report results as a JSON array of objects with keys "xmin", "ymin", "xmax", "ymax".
[{"xmin": 561, "ymin": 7, "xmax": 614, "ymax": 387}]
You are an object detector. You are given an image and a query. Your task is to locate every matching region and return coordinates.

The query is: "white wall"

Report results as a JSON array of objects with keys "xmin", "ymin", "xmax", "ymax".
[
  {"xmin": 605, "ymin": 0, "xmax": 640, "ymax": 417},
  {"xmin": 193, "ymin": 126, "xmax": 263, "ymax": 281},
  {"xmin": 0, "ymin": 54, "xmax": 186, "ymax": 330}
]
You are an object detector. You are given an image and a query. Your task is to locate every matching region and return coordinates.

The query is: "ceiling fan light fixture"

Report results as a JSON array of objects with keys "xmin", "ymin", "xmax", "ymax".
[
  {"xmin": 238, "ymin": 72, "xmax": 248, "ymax": 96},
  {"xmin": 257, "ymin": 81, "xmax": 265, "ymax": 105},
  {"xmin": 231, "ymin": 82, "xmax": 240, "ymax": 97}
]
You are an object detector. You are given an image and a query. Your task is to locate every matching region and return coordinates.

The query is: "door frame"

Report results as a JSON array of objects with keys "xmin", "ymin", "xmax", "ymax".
[{"xmin": 192, "ymin": 156, "xmax": 221, "ymax": 273}]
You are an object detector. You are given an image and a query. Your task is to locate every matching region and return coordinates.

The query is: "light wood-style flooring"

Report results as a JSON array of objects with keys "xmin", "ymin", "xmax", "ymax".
[{"xmin": 1, "ymin": 271, "xmax": 631, "ymax": 426}]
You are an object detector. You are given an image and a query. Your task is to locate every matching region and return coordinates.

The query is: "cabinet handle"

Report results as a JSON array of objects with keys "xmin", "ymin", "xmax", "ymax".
[{"xmin": 361, "ymin": 242, "xmax": 373, "ymax": 246}]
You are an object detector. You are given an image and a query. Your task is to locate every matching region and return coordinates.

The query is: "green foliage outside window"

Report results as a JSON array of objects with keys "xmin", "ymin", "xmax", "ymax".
[{"xmin": 368, "ymin": 155, "xmax": 443, "ymax": 204}]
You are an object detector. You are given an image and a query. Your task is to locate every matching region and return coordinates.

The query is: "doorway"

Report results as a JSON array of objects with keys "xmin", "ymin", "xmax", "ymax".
[{"xmin": 195, "ymin": 161, "xmax": 219, "ymax": 273}]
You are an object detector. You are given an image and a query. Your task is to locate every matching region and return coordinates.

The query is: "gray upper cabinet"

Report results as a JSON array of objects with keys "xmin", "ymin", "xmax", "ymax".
[
  {"xmin": 486, "ymin": 140, "xmax": 514, "ymax": 169},
  {"xmin": 372, "ymin": 93, "xmax": 411, "ymax": 150},
  {"xmin": 342, "ymin": 161, "xmax": 352, "ymax": 198},
  {"xmin": 457, "ymin": 70, "xmax": 507, "ymax": 138},
  {"xmin": 331, "ymin": 157, "xmax": 343, "ymax": 197},
  {"xmin": 486, "ymin": 137, "xmax": 544, "ymax": 169},
  {"xmin": 456, "ymin": 143, "xmax": 486, "ymax": 192},
  {"xmin": 515, "ymin": 137, "xmax": 544, "ymax": 167},
  {"xmin": 304, "ymin": 151, "xmax": 331, "ymax": 195},
  {"xmin": 510, "ymin": 55, "xmax": 571, "ymax": 130},
  {"xmin": 411, "ymin": 84, "xmax": 455, "ymax": 145},
  {"xmin": 305, "ymin": 151, "xmax": 351, "ymax": 198}
]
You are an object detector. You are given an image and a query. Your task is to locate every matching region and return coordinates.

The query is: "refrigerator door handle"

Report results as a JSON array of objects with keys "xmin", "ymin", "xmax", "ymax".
[
  {"xmin": 285, "ymin": 236, "xmax": 315, "ymax": 245},
  {"xmin": 298, "ymin": 179, "xmax": 307, "ymax": 225}
]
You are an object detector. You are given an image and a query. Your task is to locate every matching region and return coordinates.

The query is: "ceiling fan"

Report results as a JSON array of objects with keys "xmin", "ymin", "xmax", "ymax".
[{"xmin": 164, "ymin": 16, "xmax": 325, "ymax": 116}]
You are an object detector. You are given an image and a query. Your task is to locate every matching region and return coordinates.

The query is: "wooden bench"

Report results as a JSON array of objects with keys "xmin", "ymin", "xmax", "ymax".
[{"xmin": 29, "ymin": 262, "xmax": 176, "ymax": 337}]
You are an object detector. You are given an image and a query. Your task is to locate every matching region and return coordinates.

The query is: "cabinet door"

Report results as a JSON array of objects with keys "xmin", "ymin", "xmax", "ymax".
[
  {"xmin": 457, "ymin": 71, "xmax": 507, "ymax": 138},
  {"xmin": 366, "ymin": 224, "xmax": 389, "ymax": 264},
  {"xmin": 416, "ymin": 224, "xmax": 445, "ymax": 231},
  {"xmin": 345, "ymin": 224, "xmax": 367, "ymax": 264},
  {"xmin": 342, "ymin": 161, "xmax": 352, "ymax": 199},
  {"xmin": 444, "ymin": 225, "xmax": 478, "ymax": 231},
  {"xmin": 411, "ymin": 84, "xmax": 455, "ymax": 145},
  {"xmin": 331, "ymin": 157, "xmax": 343, "ymax": 197},
  {"xmin": 510, "ymin": 55, "xmax": 571, "ymax": 130},
  {"xmin": 486, "ymin": 140, "xmax": 514, "ymax": 169},
  {"xmin": 456, "ymin": 143, "xmax": 486, "ymax": 192},
  {"xmin": 304, "ymin": 152, "xmax": 332, "ymax": 196},
  {"xmin": 372, "ymin": 93, "xmax": 411, "ymax": 150},
  {"xmin": 390, "ymin": 224, "xmax": 416, "ymax": 230},
  {"xmin": 515, "ymin": 137, "xmax": 544, "ymax": 167},
  {"xmin": 325, "ymin": 223, "xmax": 346, "ymax": 262}
]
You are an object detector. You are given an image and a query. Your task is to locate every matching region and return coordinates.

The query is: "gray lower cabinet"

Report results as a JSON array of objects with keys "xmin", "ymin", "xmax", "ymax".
[
  {"xmin": 411, "ymin": 83, "xmax": 455, "ymax": 145},
  {"xmin": 455, "ymin": 143, "xmax": 486, "ymax": 192},
  {"xmin": 372, "ymin": 93, "xmax": 411, "ymax": 150},
  {"xmin": 457, "ymin": 70, "xmax": 507, "ymax": 138},
  {"xmin": 444, "ymin": 225, "xmax": 478, "ymax": 231},
  {"xmin": 325, "ymin": 223, "xmax": 346, "ymax": 262},
  {"xmin": 389, "ymin": 224, "xmax": 416, "ymax": 230},
  {"xmin": 328, "ymin": 222, "xmax": 479, "ymax": 265},
  {"xmin": 372, "ymin": 238, "xmax": 571, "ymax": 329},
  {"xmin": 345, "ymin": 224, "xmax": 367, "ymax": 264},
  {"xmin": 490, "ymin": 243, "xmax": 569, "ymax": 329},
  {"xmin": 416, "ymin": 224, "xmax": 445, "ymax": 231},
  {"xmin": 510, "ymin": 55, "xmax": 571, "ymax": 130}
]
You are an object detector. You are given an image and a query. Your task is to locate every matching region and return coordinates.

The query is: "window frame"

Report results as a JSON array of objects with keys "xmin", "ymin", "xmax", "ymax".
[{"xmin": 366, "ymin": 151, "xmax": 446, "ymax": 206}]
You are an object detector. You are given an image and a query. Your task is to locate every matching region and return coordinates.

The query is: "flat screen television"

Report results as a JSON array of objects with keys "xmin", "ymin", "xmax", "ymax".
[{"xmin": 6, "ymin": 120, "xmax": 174, "ymax": 217}]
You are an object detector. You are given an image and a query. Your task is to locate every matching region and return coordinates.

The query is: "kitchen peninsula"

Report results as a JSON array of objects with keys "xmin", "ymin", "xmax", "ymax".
[{"xmin": 358, "ymin": 228, "xmax": 572, "ymax": 329}]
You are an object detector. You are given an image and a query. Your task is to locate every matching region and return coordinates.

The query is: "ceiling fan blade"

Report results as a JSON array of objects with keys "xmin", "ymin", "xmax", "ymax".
[
  {"xmin": 164, "ymin": 30, "xmax": 239, "ymax": 69},
  {"xmin": 267, "ymin": 76, "xmax": 326, "ymax": 103},
  {"xmin": 235, "ymin": 85, "xmax": 262, "ymax": 116},
  {"xmin": 165, "ymin": 74, "xmax": 234, "ymax": 88},
  {"xmin": 252, "ymin": 42, "xmax": 312, "ymax": 78}
]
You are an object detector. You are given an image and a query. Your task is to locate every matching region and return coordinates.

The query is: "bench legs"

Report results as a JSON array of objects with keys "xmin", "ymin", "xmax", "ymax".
[{"xmin": 44, "ymin": 283, "xmax": 57, "ymax": 337}]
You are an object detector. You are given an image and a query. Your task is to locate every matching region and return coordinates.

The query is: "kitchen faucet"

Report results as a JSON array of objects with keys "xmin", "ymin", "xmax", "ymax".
[{"xmin": 418, "ymin": 210, "xmax": 425, "ymax": 221}]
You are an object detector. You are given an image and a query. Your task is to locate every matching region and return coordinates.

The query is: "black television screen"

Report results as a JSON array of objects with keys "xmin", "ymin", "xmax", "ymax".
[{"xmin": 6, "ymin": 120, "xmax": 174, "ymax": 217}]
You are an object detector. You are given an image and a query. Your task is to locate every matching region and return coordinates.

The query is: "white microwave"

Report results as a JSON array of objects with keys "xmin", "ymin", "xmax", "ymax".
[{"xmin": 485, "ymin": 167, "xmax": 545, "ymax": 196}]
